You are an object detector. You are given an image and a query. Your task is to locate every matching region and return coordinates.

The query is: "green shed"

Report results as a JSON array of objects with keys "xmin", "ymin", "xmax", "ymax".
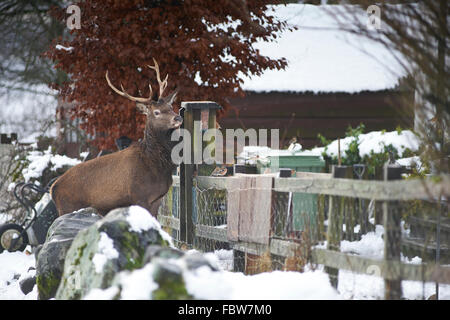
[{"xmin": 258, "ymin": 153, "xmax": 325, "ymax": 239}]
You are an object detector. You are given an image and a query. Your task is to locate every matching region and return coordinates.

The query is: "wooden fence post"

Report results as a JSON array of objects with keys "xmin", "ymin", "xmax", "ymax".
[
  {"xmin": 325, "ymin": 165, "xmax": 352, "ymax": 289},
  {"xmin": 179, "ymin": 101, "xmax": 221, "ymax": 246},
  {"xmin": 383, "ymin": 164, "xmax": 403, "ymax": 300},
  {"xmin": 353, "ymin": 164, "xmax": 371, "ymax": 236}
]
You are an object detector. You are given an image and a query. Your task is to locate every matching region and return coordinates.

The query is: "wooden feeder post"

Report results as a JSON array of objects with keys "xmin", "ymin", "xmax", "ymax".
[{"xmin": 179, "ymin": 101, "xmax": 222, "ymax": 246}]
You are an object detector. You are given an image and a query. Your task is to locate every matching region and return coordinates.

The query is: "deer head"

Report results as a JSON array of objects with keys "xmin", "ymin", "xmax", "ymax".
[{"xmin": 105, "ymin": 58, "xmax": 183, "ymax": 136}]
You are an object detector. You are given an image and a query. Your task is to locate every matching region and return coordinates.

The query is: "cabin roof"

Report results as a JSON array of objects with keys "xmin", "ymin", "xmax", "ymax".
[{"xmin": 239, "ymin": 4, "xmax": 407, "ymax": 94}]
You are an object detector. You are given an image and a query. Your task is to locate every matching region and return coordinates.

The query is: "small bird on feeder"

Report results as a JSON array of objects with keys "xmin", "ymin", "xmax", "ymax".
[
  {"xmin": 287, "ymin": 137, "xmax": 302, "ymax": 154},
  {"xmin": 210, "ymin": 165, "xmax": 228, "ymax": 177}
]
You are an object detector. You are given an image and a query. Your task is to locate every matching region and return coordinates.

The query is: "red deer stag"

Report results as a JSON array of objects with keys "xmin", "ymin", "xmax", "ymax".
[{"xmin": 50, "ymin": 59, "xmax": 182, "ymax": 217}]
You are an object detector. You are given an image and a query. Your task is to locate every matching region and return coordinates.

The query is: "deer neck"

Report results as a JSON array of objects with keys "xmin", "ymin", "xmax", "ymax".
[{"xmin": 141, "ymin": 124, "xmax": 176, "ymax": 172}]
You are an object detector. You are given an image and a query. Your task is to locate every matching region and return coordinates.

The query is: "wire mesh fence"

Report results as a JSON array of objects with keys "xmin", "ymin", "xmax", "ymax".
[
  {"xmin": 157, "ymin": 172, "xmax": 450, "ymax": 299},
  {"xmin": 157, "ymin": 184, "xmax": 180, "ymax": 246}
]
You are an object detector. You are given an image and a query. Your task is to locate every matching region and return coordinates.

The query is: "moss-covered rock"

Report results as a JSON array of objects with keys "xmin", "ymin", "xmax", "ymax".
[
  {"xmin": 151, "ymin": 259, "xmax": 191, "ymax": 300},
  {"xmin": 35, "ymin": 207, "xmax": 101, "ymax": 300},
  {"xmin": 82, "ymin": 248, "xmax": 221, "ymax": 300},
  {"xmin": 51, "ymin": 206, "xmax": 223, "ymax": 300},
  {"xmin": 55, "ymin": 206, "xmax": 171, "ymax": 300}
]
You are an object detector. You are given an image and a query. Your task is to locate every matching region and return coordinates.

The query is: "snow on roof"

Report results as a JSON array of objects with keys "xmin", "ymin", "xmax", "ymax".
[{"xmin": 240, "ymin": 4, "xmax": 406, "ymax": 93}]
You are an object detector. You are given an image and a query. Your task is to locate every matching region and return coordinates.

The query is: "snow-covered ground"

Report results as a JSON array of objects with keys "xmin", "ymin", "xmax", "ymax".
[
  {"xmin": 0, "ymin": 250, "xmax": 37, "ymax": 300},
  {"xmin": 1, "ymin": 223, "xmax": 448, "ymax": 300}
]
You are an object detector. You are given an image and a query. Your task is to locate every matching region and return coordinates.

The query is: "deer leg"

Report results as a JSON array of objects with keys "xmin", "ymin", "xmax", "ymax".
[
  {"xmin": 149, "ymin": 198, "xmax": 163, "ymax": 217},
  {"xmin": 134, "ymin": 198, "xmax": 161, "ymax": 217}
]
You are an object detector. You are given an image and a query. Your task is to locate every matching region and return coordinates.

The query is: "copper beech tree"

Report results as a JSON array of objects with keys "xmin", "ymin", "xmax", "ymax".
[{"xmin": 44, "ymin": 0, "xmax": 293, "ymax": 149}]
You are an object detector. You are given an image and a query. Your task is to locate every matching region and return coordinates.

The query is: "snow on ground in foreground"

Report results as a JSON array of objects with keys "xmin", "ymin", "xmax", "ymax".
[
  {"xmin": 182, "ymin": 265, "xmax": 340, "ymax": 300},
  {"xmin": 0, "ymin": 248, "xmax": 37, "ymax": 300}
]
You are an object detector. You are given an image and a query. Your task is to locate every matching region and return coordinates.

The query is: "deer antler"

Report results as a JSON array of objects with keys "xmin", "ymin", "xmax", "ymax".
[
  {"xmin": 105, "ymin": 70, "xmax": 153, "ymax": 103},
  {"xmin": 106, "ymin": 59, "xmax": 169, "ymax": 102},
  {"xmin": 147, "ymin": 58, "xmax": 168, "ymax": 99}
]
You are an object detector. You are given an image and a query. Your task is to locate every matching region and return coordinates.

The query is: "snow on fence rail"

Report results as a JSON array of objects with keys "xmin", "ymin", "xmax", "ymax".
[{"xmin": 157, "ymin": 170, "xmax": 450, "ymax": 300}]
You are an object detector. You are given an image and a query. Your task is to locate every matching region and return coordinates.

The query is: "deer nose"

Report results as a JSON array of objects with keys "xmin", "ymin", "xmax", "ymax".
[{"xmin": 174, "ymin": 115, "xmax": 183, "ymax": 123}]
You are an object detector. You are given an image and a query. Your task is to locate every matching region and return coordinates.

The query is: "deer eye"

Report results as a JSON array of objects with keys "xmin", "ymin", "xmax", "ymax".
[{"xmin": 153, "ymin": 110, "xmax": 161, "ymax": 116}]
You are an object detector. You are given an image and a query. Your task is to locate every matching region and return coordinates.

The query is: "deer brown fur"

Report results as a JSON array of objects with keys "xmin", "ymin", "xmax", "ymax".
[{"xmin": 50, "ymin": 59, "xmax": 182, "ymax": 217}]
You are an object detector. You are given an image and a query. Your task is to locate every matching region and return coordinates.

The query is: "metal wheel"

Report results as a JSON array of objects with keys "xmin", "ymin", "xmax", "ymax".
[{"xmin": 0, "ymin": 223, "xmax": 29, "ymax": 253}]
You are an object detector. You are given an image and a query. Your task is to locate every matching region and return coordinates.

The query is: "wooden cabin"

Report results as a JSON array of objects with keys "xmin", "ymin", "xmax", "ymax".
[{"xmin": 223, "ymin": 89, "xmax": 414, "ymax": 150}]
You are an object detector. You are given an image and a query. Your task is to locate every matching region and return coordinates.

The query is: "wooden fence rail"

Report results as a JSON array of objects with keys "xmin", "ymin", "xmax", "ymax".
[
  {"xmin": 195, "ymin": 174, "xmax": 450, "ymax": 200},
  {"xmin": 158, "ymin": 172, "xmax": 450, "ymax": 289},
  {"xmin": 273, "ymin": 175, "xmax": 450, "ymax": 201},
  {"xmin": 192, "ymin": 174, "xmax": 450, "ymax": 200}
]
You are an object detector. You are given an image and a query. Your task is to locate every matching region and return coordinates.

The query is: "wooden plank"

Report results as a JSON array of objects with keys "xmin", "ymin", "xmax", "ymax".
[
  {"xmin": 226, "ymin": 177, "xmax": 241, "ymax": 242},
  {"xmin": 273, "ymin": 175, "xmax": 450, "ymax": 201},
  {"xmin": 181, "ymin": 101, "xmax": 222, "ymax": 110},
  {"xmin": 269, "ymin": 238, "xmax": 302, "ymax": 257},
  {"xmin": 231, "ymin": 241, "xmax": 268, "ymax": 256},
  {"xmin": 231, "ymin": 238, "xmax": 301, "ymax": 258},
  {"xmin": 311, "ymin": 248, "xmax": 450, "ymax": 284},
  {"xmin": 196, "ymin": 175, "xmax": 284, "ymax": 191},
  {"xmin": 238, "ymin": 175, "xmax": 254, "ymax": 243},
  {"xmin": 295, "ymin": 172, "xmax": 332, "ymax": 179},
  {"xmin": 158, "ymin": 215, "xmax": 180, "ymax": 231},
  {"xmin": 196, "ymin": 176, "xmax": 231, "ymax": 190},
  {"xmin": 195, "ymin": 224, "xmax": 227, "ymax": 242},
  {"xmin": 238, "ymin": 175, "xmax": 273, "ymax": 244}
]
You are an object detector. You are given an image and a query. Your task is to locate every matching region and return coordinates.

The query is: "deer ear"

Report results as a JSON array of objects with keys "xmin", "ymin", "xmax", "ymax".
[
  {"xmin": 136, "ymin": 103, "xmax": 149, "ymax": 115},
  {"xmin": 164, "ymin": 90, "xmax": 178, "ymax": 106}
]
